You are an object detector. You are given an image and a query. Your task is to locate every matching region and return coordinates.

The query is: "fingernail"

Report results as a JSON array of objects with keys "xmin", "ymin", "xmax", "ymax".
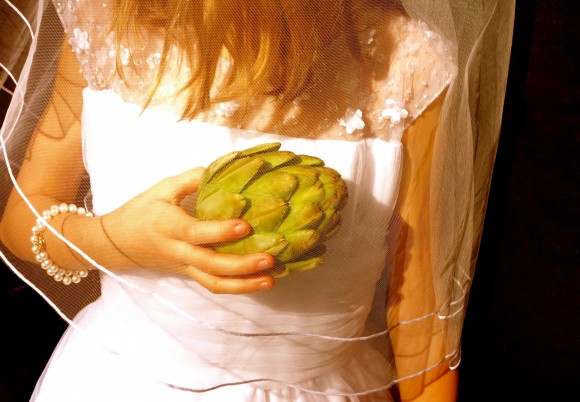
[
  {"xmin": 234, "ymin": 223, "xmax": 248, "ymax": 235},
  {"xmin": 258, "ymin": 258, "xmax": 272, "ymax": 269},
  {"xmin": 259, "ymin": 281, "xmax": 272, "ymax": 290}
]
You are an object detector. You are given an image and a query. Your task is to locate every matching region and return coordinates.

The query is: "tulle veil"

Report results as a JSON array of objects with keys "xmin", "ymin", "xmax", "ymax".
[{"xmin": 0, "ymin": 0, "xmax": 515, "ymax": 397}]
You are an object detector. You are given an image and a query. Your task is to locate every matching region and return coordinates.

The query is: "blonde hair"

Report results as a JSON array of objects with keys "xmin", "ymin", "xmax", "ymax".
[{"xmin": 112, "ymin": 0, "xmax": 350, "ymax": 119}]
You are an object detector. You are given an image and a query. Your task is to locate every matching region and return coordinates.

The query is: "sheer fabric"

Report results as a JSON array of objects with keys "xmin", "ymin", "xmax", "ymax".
[{"xmin": 0, "ymin": 0, "xmax": 515, "ymax": 399}]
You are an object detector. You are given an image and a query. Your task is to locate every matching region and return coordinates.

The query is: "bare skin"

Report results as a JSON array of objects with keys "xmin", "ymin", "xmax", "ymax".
[{"xmin": 389, "ymin": 92, "xmax": 457, "ymax": 401}]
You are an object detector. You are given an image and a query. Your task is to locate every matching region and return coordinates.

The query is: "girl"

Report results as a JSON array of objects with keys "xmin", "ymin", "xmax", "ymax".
[{"xmin": 0, "ymin": 1, "xmax": 515, "ymax": 400}]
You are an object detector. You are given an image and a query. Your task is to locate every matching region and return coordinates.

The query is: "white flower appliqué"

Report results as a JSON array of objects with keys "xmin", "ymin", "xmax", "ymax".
[
  {"xmin": 339, "ymin": 108, "xmax": 365, "ymax": 135},
  {"xmin": 72, "ymin": 28, "xmax": 89, "ymax": 51},
  {"xmin": 381, "ymin": 99, "xmax": 409, "ymax": 125},
  {"xmin": 215, "ymin": 101, "xmax": 240, "ymax": 118}
]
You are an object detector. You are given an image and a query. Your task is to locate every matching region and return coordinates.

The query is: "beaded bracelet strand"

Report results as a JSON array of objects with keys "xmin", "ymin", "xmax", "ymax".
[{"xmin": 31, "ymin": 203, "xmax": 92, "ymax": 285}]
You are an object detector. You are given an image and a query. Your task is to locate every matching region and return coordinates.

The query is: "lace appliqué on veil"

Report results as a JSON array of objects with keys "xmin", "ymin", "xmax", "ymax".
[
  {"xmin": 54, "ymin": 0, "xmax": 455, "ymax": 142},
  {"xmin": 366, "ymin": 18, "xmax": 456, "ymax": 141}
]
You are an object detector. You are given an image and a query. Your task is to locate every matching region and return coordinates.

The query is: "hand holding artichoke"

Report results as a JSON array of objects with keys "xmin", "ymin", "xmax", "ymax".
[{"xmin": 195, "ymin": 143, "xmax": 348, "ymax": 277}]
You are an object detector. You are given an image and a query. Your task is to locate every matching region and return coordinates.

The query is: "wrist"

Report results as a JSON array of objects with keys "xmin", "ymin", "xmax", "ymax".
[{"xmin": 62, "ymin": 211, "xmax": 141, "ymax": 270}]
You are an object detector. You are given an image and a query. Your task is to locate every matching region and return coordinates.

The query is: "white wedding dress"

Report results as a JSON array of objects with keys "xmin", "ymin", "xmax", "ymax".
[
  {"xmin": 30, "ymin": 3, "xmax": 455, "ymax": 400},
  {"xmin": 33, "ymin": 90, "xmax": 402, "ymax": 402}
]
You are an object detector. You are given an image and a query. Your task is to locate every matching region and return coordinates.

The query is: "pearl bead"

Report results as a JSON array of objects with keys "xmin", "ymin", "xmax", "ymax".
[
  {"xmin": 32, "ymin": 203, "xmax": 90, "ymax": 285},
  {"xmin": 41, "ymin": 260, "xmax": 53, "ymax": 270}
]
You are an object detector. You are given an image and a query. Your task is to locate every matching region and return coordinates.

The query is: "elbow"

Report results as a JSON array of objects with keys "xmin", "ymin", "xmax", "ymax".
[
  {"xmin": 0, "ymin": 211, "xmax": 32, "ymax": 263},
  {"xmin": 0, "ymin": 215, "xmax": 10, "ymax": 249},
  {"xmin": 0, "ymin": 215, "xmax": 16, "ymax": 255}
]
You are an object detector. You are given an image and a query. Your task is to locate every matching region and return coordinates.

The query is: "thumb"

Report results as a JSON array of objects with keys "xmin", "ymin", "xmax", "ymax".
[{"xmin": 154, "ymin": 167, "xmax": 206, "ymax": 203}]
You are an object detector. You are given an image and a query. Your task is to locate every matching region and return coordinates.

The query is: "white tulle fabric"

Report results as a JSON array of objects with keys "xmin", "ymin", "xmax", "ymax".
[
  {"xmin": 0, "ymin": 0, "xmax": 516, "ymax": 400},
  {"xmin": 32, "ymin": 88, "xmax": 402, "ymax": 401}
]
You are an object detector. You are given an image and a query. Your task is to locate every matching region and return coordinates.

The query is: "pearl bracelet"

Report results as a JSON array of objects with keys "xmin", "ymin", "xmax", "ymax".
[{"xmin": 31, "ymin": 203, "xmax": 92, "ymax": 285}]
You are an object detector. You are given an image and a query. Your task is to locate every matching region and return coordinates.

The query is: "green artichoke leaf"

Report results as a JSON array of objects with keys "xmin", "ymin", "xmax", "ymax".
[
  {"xmin": 296, "ymin": 154, "xmax": 325, "ymax": 167},
  {"xmin": 216, "ymin": 233, "xmax": 287, "ymax": 256},
  {"xmin": 196, "ymin": 189, "xmax": 246, "ymax": 220},
  {"xmin": 272, "ymin": 257, "xmax": 325, "ymax": 278},
  {"xmin": 201, "ymin": 143, "xmax": 281, "ymax": 187},
  {"xmin": 259, "ymin": 151, "xmax": 299, "ymax": 170},
  {"xmin": 211, "ymin": 156, "xmax": 265, "ymax": 193},
  {"xmin": 244, "ymin": 171, "xmax": 299, "ymax": 200},
  {"xmin": 318, "ymin": 167, "xmax": 348, "ymax": 210},
  {"xmin": 242, "ymin": 195, "xmax": 289, "ymax": 232},
  {"xmin": 277, "ymin": 229, "xmax": 320, "ymax": 262},
  {"xmin": 285, "ymin": 257, "xmax": 325, "ymax": 272},
  {"xmin": 317, "ymin": 207, "xmax": 341, "ymax": 236},
  {"xmin": 200, "ymin": 151, "xmax": 241, "ymax": 187},
  {"xmin": 277, "ymin": 202, "xmax": 324, "ymax": 233},
  {"xmin": 322, "ymin": 221, "xmax": 341, "ymax": 239},
  {"xmin": 282, "ymin": 166, "xmax": 319, "ymax": 189},
  {"xmin": 286, "ymin": 257, "xmax": 324, "ymax": 272},
  {"xmin": 291, "ymin": 180, "xmax": 326, "ymax": 205}
]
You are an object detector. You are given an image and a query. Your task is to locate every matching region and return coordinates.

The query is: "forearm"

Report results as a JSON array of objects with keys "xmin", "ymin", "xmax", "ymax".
[
  {"xmin": 389, "ymin": 92, "xmax": 458, "ymax": 400},
  {"xmin": 0, "ymin": 193, "xmax": 134, "ymax": 271},
  {"xmin": 400, "ymin": 368, "xmax": 458, "ymax": 402}
]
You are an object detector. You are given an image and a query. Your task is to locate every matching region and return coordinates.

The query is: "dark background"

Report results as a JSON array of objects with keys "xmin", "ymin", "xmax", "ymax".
[
  {"xmin": 1, "ymin": 1, "xmax": 578, "ymax": 400},
  {"xmin": 457, "ymin": 0, "xmax": 579, "ymax": 400}
]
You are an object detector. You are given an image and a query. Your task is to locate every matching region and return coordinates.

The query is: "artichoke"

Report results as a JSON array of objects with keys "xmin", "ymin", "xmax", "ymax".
[{"xmin": 195, "ymin": 142, "xmax": 348, "ymax": 277}]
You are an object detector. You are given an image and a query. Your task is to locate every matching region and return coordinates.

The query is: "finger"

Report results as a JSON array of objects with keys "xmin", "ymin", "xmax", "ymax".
[
  {"xmin": 171, "ymin": 240, "xmax": 275, "ymax": 276},
  {"xmin": 173, "ymin": 216, "xmax": 251, "ymax": 245},
  {"xmin": 186, "ymin": 267, "xmax": 274, "ymax": 294},
  {"xmin": 153, "ymin": 167, "xmax": 206, "ymax": 203}
]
